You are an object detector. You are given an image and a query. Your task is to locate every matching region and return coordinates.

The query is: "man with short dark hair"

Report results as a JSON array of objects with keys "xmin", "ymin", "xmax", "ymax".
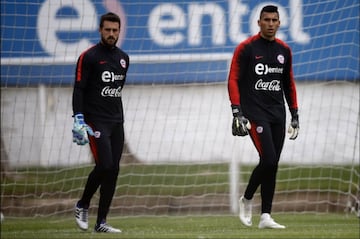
[
  {"xmin": 228, "ymin": 5, "xmax": 299, "ymax": 229},
  {"xmin": 72, "ymin": 12, "xmax": 129, "ymax": 233}
]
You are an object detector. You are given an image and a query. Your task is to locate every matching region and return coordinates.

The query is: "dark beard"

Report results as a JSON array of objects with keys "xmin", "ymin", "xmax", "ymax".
[{"xmin": 101, "ymin": 36, "xmax": 118, "ymax": 48}]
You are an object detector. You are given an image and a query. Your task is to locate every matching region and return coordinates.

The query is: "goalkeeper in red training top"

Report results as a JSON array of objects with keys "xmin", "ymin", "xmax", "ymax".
[
  {"xmin": 72, "ymin": 12, "xmax": 129, "ymax": 233},
  {"xmin": 227, "ymin": 5, "xmax": 299, "ymax": 229}
]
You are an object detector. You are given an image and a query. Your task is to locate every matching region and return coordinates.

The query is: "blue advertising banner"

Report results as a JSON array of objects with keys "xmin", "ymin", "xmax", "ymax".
[{"xmin": 1, "ymin": 0, "xmax": 359, "ymax": 86}]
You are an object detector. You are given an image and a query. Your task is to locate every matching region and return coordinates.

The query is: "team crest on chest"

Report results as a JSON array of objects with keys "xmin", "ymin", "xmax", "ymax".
[
  {"xmin": 256, "ymin": 126, "xmax": 263, "ymax": 134},
  {"xmin": 120, "ymin": 59, "xmax": 127, "ymax": 68},
  {"xmin": 277, "ymin": 54, "xmax": 284, "ymax": 64},
  {"xmin": 94, "ymin": 131, "xmax": 101, "ymax": 138}
]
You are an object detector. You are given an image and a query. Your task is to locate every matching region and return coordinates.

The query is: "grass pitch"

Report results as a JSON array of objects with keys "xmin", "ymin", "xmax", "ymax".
[
  {"xmin": 1, "ymin": 164, "xmax": 359, "ymax": 238},
  {"xmin": 1, "ymin": 213, "xmax": 359, "ymax": 239}
]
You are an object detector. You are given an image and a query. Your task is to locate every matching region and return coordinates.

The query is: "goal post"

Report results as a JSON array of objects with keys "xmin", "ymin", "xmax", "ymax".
[{"xmin": 1, "ymin": 0, "xmax": 359, "ymax": 218}]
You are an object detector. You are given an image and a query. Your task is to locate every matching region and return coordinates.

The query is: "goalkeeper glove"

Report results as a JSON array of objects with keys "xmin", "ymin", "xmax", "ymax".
[
  {"xmin": 72, "ymin": 113, "xmax": 95, "ymax": 145},
  {"xmin": 288, "ymin": 109, "xmax": 299, "ymax": 140},
  {"xmin": 231, "ymin": 105, "xmax": 251, "ymax": 136}
]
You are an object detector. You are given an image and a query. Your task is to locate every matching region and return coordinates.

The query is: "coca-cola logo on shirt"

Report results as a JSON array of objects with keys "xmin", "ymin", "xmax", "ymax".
[
  {"xmin": 101, "ymin": 86, "xmax": 122, "ymax": 97},
  {"xmin": 255, "ymin": 79, "xmax": 281, "ymax": 91}
]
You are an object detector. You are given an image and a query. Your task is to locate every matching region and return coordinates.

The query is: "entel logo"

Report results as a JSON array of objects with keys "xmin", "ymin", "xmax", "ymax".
[
  {"xmin": 102, "ymin": 71, "xmax": 125, "ymax": 82},
  {"xmin": 37, "ymin": 0, "xmax": 126, "ymax": 57},
  {"xmin": 36, "ymin": 0, "xmax": 310, "ymax": 57},
  {"xmin": 148, "ymin": 0, "xmax": 310, "ymax": 46},
  {"xmin": 255, "ymin": 63, "xmax": 284, "ymax": 75}
]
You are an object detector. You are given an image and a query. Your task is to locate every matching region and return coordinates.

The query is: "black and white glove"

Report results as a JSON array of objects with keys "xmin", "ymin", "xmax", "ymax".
[
  {"xmin": 288, "ymin": 109, "xmax": 299, "ymax": 140},
  {"xmin": 231, "ymin": 105, "xmax": 251, "ymax": 136}
]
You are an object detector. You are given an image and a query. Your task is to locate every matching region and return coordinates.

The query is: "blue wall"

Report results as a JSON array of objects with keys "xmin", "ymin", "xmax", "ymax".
[{"xmin": 1, "ymin": 0, "xmax": 359, "ymax": 86}]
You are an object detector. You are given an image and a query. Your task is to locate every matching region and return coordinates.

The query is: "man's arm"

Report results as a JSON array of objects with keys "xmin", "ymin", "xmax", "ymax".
[
  {"xmin": 228, "ymin": 44, "xmax": 242, "ymax": 106},
  {"xmin": 72, "ymin": 51, "xmax": 94, "ymax": 145},
  {"xmin": 228, "ymin": 44, "xmax": 251, "ymax": 136},
  {"xmin": 283, "ymin": 47, "xmax": 299, "ymax": 139},
  {"xmin": 283, "ymin": 47, "xmax": 298, "ymax": 111},
  {"xmin": 72, "ymin": 51, "xmax": 91, "ymax": 115}
]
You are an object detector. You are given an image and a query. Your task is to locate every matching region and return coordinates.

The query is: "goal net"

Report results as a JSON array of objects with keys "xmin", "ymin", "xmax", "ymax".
[{"xmin": 1, "ymin": 0, "xmax": 359, "ymax": 218}]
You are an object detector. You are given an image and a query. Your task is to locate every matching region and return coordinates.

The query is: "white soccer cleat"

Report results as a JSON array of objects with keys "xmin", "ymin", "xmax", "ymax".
[
  {"xmin": 75, "ymin": 204, "xmax": 89, "ymax": 231},
  {"xmin": 258, "ymin": 213, "xmax": 286, "ymax": 229},
  {"xmin": 94, "ymin": 222, "xmax": 122, "ymax": 233},
  {"xmin": 239, "ymin": 196, "xmax": 252, "ymax": 227}
]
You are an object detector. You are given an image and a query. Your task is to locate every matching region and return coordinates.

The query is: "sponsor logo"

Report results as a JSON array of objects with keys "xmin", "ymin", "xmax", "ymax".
[
  {"xmin": 148, "ymin": 0, "xmax": 310, "ymax": 47},
  {"xmin": 101, "ymin": 71, "xmax": 125, "ymax": 82},
  {"xmin": 36, "ymin": 0, "xmax": 126, "ymax": 57},
  {"xmin": 101, "ymin": 86, "xmax": 122, "ymax": 97},
  {"xmin": 255, "ymin": 79, "xmax": 281, "ymax": 91},
  {"xmin": 255, "ymin": 55, "xmax": 263, "ymax": 60},
  {"xmin": 255, "ymin": 63, "xmax": 283, "ymax": 75},
  {"xmin": 3, "ymin": 0, "xmax": 312, "ymax": 60}
]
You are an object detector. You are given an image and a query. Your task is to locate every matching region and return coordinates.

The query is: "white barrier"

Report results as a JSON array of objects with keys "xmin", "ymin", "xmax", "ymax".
[{"xmin": 1, "ymin": 82, "xmax": 359, "ymax": 167}]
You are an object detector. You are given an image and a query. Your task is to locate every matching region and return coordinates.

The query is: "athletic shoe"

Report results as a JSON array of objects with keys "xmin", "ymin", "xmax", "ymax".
[
  {"xmin": 94, "ymin": 222, "xmax": 122, "ymax": 233},
  {"xmin": 75, "ymin": 203, "xmax": 88, "ymax": 230},
  {"xmin": 258, "ymin": 213, "xmax": 286, "ymax": 229},
  {"xmin": 239, "ymin": 196, "xmax": 252, "ymax": 226}
]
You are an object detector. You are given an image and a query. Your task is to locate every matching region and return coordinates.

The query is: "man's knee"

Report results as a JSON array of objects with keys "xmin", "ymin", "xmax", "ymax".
[{"xmin": 259, "ymin": 158, "xmax": 278, "ymax": 171}]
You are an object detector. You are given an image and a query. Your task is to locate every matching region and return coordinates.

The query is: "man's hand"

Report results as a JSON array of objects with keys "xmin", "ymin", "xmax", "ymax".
[
  {"xmin": 72, "ymin": 113, "xmax": 95, "ymax": 145},
  {"xmin": 231, "ymin": 105, "xmax": 251, "ymax": 136},
  {"xmin": 232, "ymin": 116, "xmax": 251, "ymax": 136},
  {"xmin": 288, "ymin": 109, "xmax": 299, "ymax": 140}
]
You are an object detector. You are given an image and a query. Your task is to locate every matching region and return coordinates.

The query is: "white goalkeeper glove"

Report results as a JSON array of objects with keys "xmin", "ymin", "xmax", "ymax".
[
  {"xmin": 288, "ymin": 109, "xmax": 299, "ymax": 140},
  {"xmin": 72, "ymin": 113, "xmax": 94, "ymax": 145},
  {"xmin": 231, "ymin": 105, "xmax": 251, "ymax": 136}
]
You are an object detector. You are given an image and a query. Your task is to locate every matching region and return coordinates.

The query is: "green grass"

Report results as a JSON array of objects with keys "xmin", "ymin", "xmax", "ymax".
[
  {"xmin": 1, "ymin": 164, "xmax": 359, "ymax": 238},
  {"xmin": 2, "ymin": 163, "xmax": 359, "ymax": 217},
  {"xmin": 2, "ymin": 164, "xmax": 358, "ymax": 197},
  {"xmin": 1, "ymin": 214, "xmax": 359, "ymax": 239}
]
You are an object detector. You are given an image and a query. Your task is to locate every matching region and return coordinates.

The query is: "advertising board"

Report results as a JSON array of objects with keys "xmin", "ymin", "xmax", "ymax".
[{"xmin": 1, "ymin": 0, "xmax": 359, "ymax": 85}]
